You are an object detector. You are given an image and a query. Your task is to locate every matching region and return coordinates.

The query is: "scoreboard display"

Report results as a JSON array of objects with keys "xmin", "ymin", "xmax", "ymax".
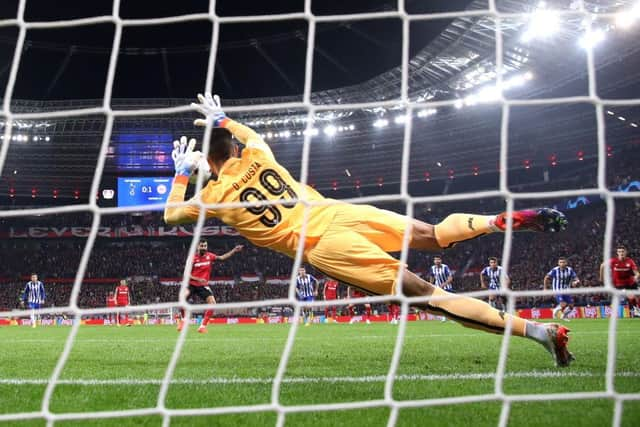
[{"xmin": 117, "ymin": 177, "xmax": 172, "ymax": 208}]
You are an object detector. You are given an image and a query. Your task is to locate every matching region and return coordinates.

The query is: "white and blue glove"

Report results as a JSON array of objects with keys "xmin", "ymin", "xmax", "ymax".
[
  {"xmin": 191, "ymin": 92, "xmax": 226, "ymax": 127},
  {"xmin": 171, "ymin": 136, "xmax": 212, "ymax": 183},
  {"xmin": 171, "ymin": 136, "xmax": 199, "ymax": 176}
]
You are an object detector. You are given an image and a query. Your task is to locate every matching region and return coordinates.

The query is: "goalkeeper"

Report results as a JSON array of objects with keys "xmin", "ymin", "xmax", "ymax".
[{"xmin": 164, "ymin": 93, "xmax": 574, "ymax": 367}]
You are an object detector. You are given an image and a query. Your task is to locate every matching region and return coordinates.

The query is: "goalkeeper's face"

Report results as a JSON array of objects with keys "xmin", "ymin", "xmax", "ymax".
[{"xmin": 198, "ymin": 241, "xmax": 208, "ymax": 254}]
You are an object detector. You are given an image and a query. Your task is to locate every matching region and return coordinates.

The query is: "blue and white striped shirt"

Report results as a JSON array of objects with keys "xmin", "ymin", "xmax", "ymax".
[
  {"xmin": 546, "ymin": 266, "xmax": 577, "ymax": 291},
  {"xmin": 430, "ymin": 264, "xmax": 452, "ymax": 291},
  {"xmin": 296, "ymin": 274, "xmax": 317, "ymax": 298},
  {"xmin": 22, "ymin": 281, "xmax": 46, "ymax": 304},
  {"xmin": 482, "ymin": 266, "xmax": 504, "ymax": 289}
]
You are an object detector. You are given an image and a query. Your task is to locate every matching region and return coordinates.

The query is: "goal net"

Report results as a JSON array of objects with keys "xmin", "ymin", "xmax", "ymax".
[{"xmin": 0, "ymin": 0, "xmax": 638, "ymax": 425}]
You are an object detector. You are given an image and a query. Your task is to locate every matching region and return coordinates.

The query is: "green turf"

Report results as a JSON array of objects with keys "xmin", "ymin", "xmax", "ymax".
[{"xmin": 0, "ymin": 319, "xmax": 638, "ymax": 426}]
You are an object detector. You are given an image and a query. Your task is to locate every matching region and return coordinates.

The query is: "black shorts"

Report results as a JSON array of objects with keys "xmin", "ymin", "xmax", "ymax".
[{"xmin": 188, "ymin": 285, "xmax": 214, "ymax": 301}]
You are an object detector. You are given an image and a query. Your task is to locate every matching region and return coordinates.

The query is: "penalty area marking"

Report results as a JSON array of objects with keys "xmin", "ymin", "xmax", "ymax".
[{"xmin": 1, "ymin": 371, "xmax": 638, "ymax": 386}]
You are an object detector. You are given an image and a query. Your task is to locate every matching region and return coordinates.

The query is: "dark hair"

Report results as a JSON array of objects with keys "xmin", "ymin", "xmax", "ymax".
[
  {"xmin": 208, "ymin": 128, "xmax": 234, "ymax": 163},
  {"xmin": 617, "ymin": 245, "xmax": 626, "ymax": 251},
  {"xmin": 488, "ymin": 257, "xmax": 498, "ymax": 262},
  {"xmin": 31, "ymin": 272, "xmax": 37, "ymax": 276},
  {"xmin": 433, "ymin": 255, "xmax": 441, "ymax": 260},
  {"xmin": 199, "ymin": 239, "xmax": 207, "ymax": 244},
  {"xmin": 558, "ymin": 256, "xmax": 567, "ymax": 261}
]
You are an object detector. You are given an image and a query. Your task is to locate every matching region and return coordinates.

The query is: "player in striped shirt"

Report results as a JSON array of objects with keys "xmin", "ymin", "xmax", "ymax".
[
  {"xmin": 544, "ymin": 257, "xmax": 580, "ymax": 321},
  {"xmin": 296, "ymin": 267, "xmax": 318, "ymax": 326},
  {"xmin": 429, "ymin": 256, "xmax": 453, "ymax": 322},
  {"xmin": 429, "ymin": 256, "xmax": 453, "ymax": 292},
  {"xmin": 21, "ymin": 273, "xmax": 46, "ymax": 328},
  {"xmin": 481, "ymin": 257, "xmax": 510, "ymax": 311}
]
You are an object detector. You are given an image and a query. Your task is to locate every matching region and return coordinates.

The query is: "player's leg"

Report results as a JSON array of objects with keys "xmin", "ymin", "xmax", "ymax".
[
  {"xmin": 198, "ymin": 291, "xmax": 216, "ymax": 333},
  {"xmin": 364, "ymin": 303, "xmax": 371, "ymax": 324},
  {"xmin": 177, "ymin": 287, "xmax": 192, "ymax": 332},
  {"xmin": 552, "ymin": 296, "xmax": 565, "ymax": 319},
  {"xmin": 401, "ymin": 270, "xmax": 573, "ymax": 366},
  {"xmin": 306, "ymin": 227, "xmax": 574, "ymax": 367},
  {"xmin": 329, "ymin": 203, "xmax": 567, "ymax": 253},
  {"xmin": 562, "ymin": 301, "xmax": 574, "ymax": 320},
  {"xmin": 29, "ymin": 303, "xmax": 37, "ymax": 328}
]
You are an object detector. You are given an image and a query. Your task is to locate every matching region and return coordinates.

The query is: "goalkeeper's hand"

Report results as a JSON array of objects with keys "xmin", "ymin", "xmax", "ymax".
[
  {"xmin": 191, "ymin": 92, "xmax": 226, "ymax": 127},
  {"xmin": 171, "ymin": 136, "xmax": 202, "ymax": 177}
]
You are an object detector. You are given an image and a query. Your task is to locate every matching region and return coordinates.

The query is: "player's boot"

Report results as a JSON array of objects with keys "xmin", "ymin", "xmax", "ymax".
[
  {"xmin": 197, "ymin": 325, "xmax": 207, "ymax": 334},
  {"xmin": 542, "ymin": 323, "xmax": 575, "ymax": 367},
  {"xmin": 176, "ymin": 319, "xmax": 184, "ymax": 332},
  {"xmin": 494, "ymin": 208, "xmax": 568, "ymax": 233}
]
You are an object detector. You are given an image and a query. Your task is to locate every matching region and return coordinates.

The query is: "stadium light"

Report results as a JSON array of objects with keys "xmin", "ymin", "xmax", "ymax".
[
  {"xmin": 417, "ymin": 108, "xmax": 437, "ymax": 118},
  {"xmin": 324, "ymin": 125, "xmax": 337, "ymax": 137},
  {"xmin": 454, "ymin": 100, "xmax": 464, "ymax": 109},
  {"xmin": 616, "ymin": 4, "xmax": 640, "ymax": 29},
  {"xmin": 394, "ymin": 115, "xmax": 407, "ymax": 124},
  {"xmin": 521, "ymin": 7, "xmax": 560, "ymax": 43},
  {"xmin": 373, "ymin": 119, "xmax": 389, "ymax": 128},
  {"xmin": 45, "ymin": 136, "xmax": 51, "ymax": 142},
  {"xmin": 282, "ymin": 130, "xmax": 291, "ymax": 138},
  {"xmin": 607, "ymin": 110, "xmax": 615, "ymax": 115},
  {"xmin": 631, "ymin": 123, "xmax": 638, "ymax": 128},
  {"xmin": 579, "ymin": 28, "xmax": 605, "ymax": 49},
  {"xmin": 618, "ymin": 116, "xmax": 626, "ymax": 121},
  {"xmin": 349, "ymin": 124, "xmax": 355, "ymax": 131}
]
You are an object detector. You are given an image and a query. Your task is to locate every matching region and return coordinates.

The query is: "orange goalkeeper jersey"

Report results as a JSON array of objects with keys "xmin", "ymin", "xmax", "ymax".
[{"xmin": 164, "ymin": 122, "xmax": 337, "ymax": 258}]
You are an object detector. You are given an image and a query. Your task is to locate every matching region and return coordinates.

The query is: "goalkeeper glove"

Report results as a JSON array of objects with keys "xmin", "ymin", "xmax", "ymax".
[
  {"xmin": 171, "ymin": 136, "xmax": 201, "ymax": 177},
  {"xmin": 191, "ymin": 92, "xmax": 227, "ymax": 127}
]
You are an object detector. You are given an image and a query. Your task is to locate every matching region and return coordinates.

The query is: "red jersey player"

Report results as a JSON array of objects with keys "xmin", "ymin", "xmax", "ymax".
[
  {"xmin": 601, "ymin": 245, "xmax": 640, "ymax": 317},
  {"xmin": 323, "ymin": 279, "xmax": 339, "ymax": 320},
  {"xmin": 177, "ymin": 239, "xmax": 243, "ymax": 333},
  {"xmin": 114, "ymin": 279, "xmax": 131, "ymax": 326},
  {"xmin": 348, "ymin": 286, "xmax": 371, "ymax": 324},
  {"xmin": 106, "ymin": 291, "xmax": 117, "ymax": 325}
]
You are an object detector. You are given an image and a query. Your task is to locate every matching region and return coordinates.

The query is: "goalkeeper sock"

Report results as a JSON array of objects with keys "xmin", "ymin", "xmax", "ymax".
[
  {"xmin": 425, "ymin": 287, "xmax": 527, "ymax": 337},
  {"xmin": 434, "ymin": 214, "xmax": 499, "ymax": 249}
]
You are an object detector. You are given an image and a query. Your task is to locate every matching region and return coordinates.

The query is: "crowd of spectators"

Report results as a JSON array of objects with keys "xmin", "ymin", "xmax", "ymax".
[{"xmin": 1, "ymin": 194, "xmax": 639, "ymax": 314}]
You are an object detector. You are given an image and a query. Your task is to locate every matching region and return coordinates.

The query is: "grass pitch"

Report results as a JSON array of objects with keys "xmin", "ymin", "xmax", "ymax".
[{"xmin": 0, "ymin": 319, "xmax": 638, "ymax": 426}]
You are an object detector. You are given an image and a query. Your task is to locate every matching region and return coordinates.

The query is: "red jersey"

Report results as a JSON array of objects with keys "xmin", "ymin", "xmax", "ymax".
[
  {"xmin": 115, "ymin": 286, "xmax": 129, "ymax": 305},
  {"xmin": 610, "ymin": 257, "xmax": 638, "ymax": 286},
  {"xmin": 106, "ymin": 295, "xmax": 117, "ymax": 308},
  {"xmin": 190, "ymin": 252, "xmax": 217, "ymax": 286},
  {"xmin": 350, "ymin": 288, "xmax": 366, "ymax": 299},
  {"xmin": 324, "ymin": 280, "xmax": 338, "ymax": 300}
]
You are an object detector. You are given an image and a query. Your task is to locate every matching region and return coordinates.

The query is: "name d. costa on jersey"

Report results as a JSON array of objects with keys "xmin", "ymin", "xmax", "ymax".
[{"xmin": 232, "ymin": 161, "xmax": 262, "ymax": 190}]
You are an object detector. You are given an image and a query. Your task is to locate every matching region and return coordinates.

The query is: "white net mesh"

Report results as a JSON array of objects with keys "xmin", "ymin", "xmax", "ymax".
[{"xmin": 0, "ymin": 0, "xmax": 639, "ymax": 425}]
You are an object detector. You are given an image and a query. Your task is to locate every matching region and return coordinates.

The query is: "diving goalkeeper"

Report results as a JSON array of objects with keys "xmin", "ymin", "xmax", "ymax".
[{"xmin": 164, "ymin": 93, "xmax": 574, "ymax": 367}]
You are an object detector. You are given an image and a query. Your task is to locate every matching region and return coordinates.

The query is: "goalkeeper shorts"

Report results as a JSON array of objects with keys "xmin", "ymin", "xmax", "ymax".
[{"xmin": 304, "ymin": 203, "xmax": 410, "ymax": 296}]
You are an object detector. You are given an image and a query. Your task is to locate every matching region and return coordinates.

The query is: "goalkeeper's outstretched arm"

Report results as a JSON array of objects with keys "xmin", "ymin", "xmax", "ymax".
[
  {"xmin": 164, "ymin": 93, "xmax": 269, "ymax": 225},
  {"xmin": 193, "ymin": 92, "xmax": 273, "ymax": 156}
]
